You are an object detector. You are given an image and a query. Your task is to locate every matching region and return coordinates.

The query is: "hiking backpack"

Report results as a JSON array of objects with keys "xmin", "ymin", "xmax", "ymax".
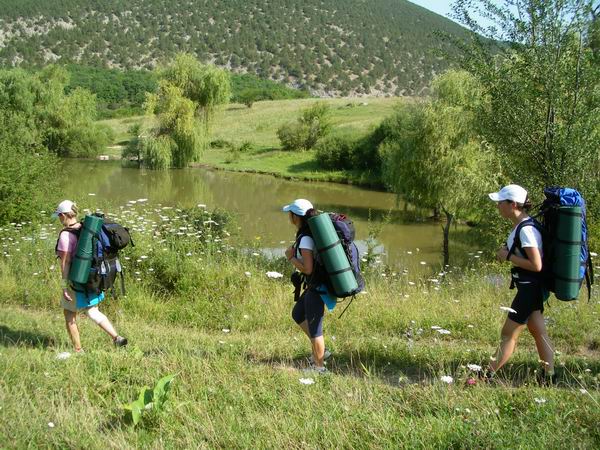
[
  {"xmin": 509, "ymin": 187, "xmax": 593, "ymax": 301},
  {"xmin": 56, "ymin": 213, "xmax": 133, "ymax": 297},
  {"xmin": 294, "ymin": 213, "xmax": 365, "ymax": 301}
]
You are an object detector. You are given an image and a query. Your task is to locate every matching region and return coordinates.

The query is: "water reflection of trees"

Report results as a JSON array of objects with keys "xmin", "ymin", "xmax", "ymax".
[{"xmin": 63, "ymin": 161, "xmax": 450, "ymax": 265}]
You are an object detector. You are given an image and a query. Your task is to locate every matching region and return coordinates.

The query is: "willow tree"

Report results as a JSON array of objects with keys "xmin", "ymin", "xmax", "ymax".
[
  {"xmin": 141, "ymin": 53, "xmax": 230, "ymax": 169},
  {"xmin": 380, "ymin": 70, "xmax": 500, "ymax": 266}
]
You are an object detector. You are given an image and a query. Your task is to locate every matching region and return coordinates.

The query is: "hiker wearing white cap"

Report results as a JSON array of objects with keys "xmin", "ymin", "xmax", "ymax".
[
  {"xmin": 53, "ymin": 200, "xmax": 127, "ymax": 352},
  {"xmin": 283, "ymin": 199, "xmax": 329, "ymax": 373},
  {"xmin": 487, "ymin": 185, "xmax": 555, "ymax": 383}
]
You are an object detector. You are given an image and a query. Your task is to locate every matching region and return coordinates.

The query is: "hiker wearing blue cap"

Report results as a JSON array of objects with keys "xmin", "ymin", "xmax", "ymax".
[
  {"xmin": 487, "ymin": 185, "xmax": 555, "ymax": 383},
  {"xmin": 283, "ymin": 199, "xmax": 330, "ymax": 373}
]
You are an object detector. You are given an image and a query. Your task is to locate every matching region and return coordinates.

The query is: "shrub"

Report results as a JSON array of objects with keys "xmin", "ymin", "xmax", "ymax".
[
  {"xmin": 276, "ymin": 122, "xmax": 308, "ymax": 151},
  {"xmin": 314, "ymin": 133, "xmax": 356, "ymax": 170},
  {"xmin": 276, "ymin": 102, "xmax": 331, "ymax": 151}
]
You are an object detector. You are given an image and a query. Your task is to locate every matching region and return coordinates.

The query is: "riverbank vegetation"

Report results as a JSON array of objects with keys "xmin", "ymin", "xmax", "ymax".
[{"xmin": 1, "ymin": 202, "xmax": 599, "ymax": 447}]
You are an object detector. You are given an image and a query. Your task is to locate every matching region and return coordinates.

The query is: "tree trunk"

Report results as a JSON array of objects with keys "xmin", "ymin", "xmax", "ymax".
[{"xmin": 442, "ymin": 209, "xmax": 453, "ymax": 268}]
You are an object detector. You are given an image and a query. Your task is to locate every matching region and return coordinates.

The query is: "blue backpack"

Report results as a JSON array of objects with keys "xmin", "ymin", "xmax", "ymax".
[{"xmin": 511, "ymin": 187, "xmax": 594, "ymax": 300}]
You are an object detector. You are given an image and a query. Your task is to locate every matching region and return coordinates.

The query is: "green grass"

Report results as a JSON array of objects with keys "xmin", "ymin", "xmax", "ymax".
[
  {"xmin": 98, "ymin": 97, "xmax": 400, "ymax": 183},
  {"xmin": 1, "ymin": 204, "xmax": 600, "ymax": 447}
]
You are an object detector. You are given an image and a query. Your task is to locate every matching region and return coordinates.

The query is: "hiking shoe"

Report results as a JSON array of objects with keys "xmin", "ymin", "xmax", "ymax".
[
  {"xmin": 478, "ymin": 369, "xmax": 495, "ymax": 383},
  {"xmin": 304, "ymin": 364, "xmax": 328, "ymax": 375},
  {"xmin": 536, "ymin": 371, "xmax": 557, "ymax": 386},
  {"xmin": 309, "ymin": 349, "xmax": 332, "ymax": 364},
  {"xmin": 113, "ymin": 336, "xmax": 128, "ymax": 347}
]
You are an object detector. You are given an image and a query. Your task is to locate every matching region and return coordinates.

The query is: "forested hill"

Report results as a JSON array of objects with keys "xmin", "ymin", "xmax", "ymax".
[{"xmin": 0, "ymin": 0, "xmax": 469, "ymax": 96}]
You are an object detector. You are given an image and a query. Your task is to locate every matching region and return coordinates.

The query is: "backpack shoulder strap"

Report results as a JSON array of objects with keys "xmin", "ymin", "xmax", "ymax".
[
  {"xmin": 55, "ymin": 227, "xmax": 80, "ymax": 253},
  {"xmin": 508, "ymin": 218, "xmax": 542, "ymax": 259}
]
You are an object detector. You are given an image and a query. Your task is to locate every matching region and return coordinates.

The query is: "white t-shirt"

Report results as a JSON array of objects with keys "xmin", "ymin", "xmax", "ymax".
[
  {"xmin": 506, "ymin": 218, "xmax": 543, "ymax": 258},
  {"xmin": 295, "ymin": 235, "xmax": 315, "ymax": 263}
]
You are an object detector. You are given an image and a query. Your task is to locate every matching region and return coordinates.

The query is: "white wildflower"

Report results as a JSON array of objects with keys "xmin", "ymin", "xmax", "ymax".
[
  {"xmin": 467, "ymin": 364, "xmax": 482, "ymax": 372},
  {"xmin": 299, "ymin": 378, "xmax": 315, "ymax": 385},
  {"xmin": 56, "ymin": 352, "xmax": 71, "ymax": 360},
  {"xmin": 266, "ymin": 271, "xmax": 283, "ymax": 279},
  {"xmin": 534, "ymin": 397, "xmax": 547, "ymax": 404},
  {"xmin": 440, "ymin": 375, "xmax": 453, "ymax": 384}
]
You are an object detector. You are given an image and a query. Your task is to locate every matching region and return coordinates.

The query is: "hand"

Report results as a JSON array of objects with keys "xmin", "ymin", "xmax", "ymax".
[
  {"xmin": 285, "ymin": 246, "xmax": 294, "ymax": 260},
  {"xmin": 62, "ymin": 288, "xmax": 74, "ymax": 302},
  {"xmin": 496, "ymin": 246, "xmax": 509, "ymax": 262}
]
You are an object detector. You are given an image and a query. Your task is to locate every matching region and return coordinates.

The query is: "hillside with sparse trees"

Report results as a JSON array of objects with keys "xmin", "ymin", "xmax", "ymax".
[{"xmin": 0, "ymin": 0, "xmax": 469, "ymax": 96}]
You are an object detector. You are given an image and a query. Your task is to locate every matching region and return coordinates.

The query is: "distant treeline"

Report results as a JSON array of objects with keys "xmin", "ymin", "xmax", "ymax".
[{"xmin": 64, "ymin": 65, "xmax": 308, "ymax": 118}]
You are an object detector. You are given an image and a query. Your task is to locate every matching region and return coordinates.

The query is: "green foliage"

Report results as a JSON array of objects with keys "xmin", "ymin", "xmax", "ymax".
[
  {"xmin": 159, "ymin": 53, "xmax": 231, "ymax": 126},
  {"xmin": 277, "ymin": 102, "xmax": 331, "ymax": 151},
  {"xmin": 314, "ymin": 132, "xmax": 356, "ymax": 170},
  {"xmin": 122, "ymin": 374, "xmax": 175, "ymax": 427},
  {"xmin": 0, "ymin": 66, "xmax": 110, "ymax": 158},
  {"xmin": 453, "ymin": 0, "xmax": 600, "ymax": 217},
  {"xmin": 141, "ymin": 54, "xmax": 230, "ymax": 169},
  {"xmin": 0, "ymin": 142, "xmax": 57, "ymax": 225},
  {"xmin": 231, "ymin": 74, "xmax": 309, "ymax": 104},
  {"xmin": 140, "ymin": 135, "xmax": 174, "ymax": 171},
  {"xmin": 65, "ymin": 64, "xmax": 157, "ymax": 118},
  {"xmin": 379, "ymin": 71, "xmax": 500, "ymax": 264}
]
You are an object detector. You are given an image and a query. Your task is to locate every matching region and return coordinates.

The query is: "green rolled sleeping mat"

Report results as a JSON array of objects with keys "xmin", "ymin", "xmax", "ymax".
[
  {"xmin": 553, "ymin": 206, "xmax": 582, "ymax": 300},
  {"xmin": 308, "ymin": 213, "xmax": 358, "ymax": 297},
  {"xmin": 69, "ymin": 214, "xmax": 104, "ymax": 284}
]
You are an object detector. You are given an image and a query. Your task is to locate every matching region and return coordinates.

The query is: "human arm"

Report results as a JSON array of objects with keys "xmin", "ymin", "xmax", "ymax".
[
  {"xmin": 286, "ymin": 246, "xmax": 314, "ymax": 275},
  {"xmin": 57, "ymin": 250, "xmax": 74, "ymax": 302},
  {"xmin": 496, "ymin": 245, "xmax": 543, "ymax": 272}
]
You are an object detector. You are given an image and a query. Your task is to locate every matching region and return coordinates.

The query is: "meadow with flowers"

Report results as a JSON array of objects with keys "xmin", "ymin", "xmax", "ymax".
[{"xmin": 0, "ymin": 200, "xmax": 599, "ymax": 448}]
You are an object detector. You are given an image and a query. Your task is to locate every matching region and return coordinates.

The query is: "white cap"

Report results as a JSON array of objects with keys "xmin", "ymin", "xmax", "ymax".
[
  {"xmin": 52, "ymin": 200, "xmax": 75, "ymax": 218},
  {"xmin": 282, "ymin": 199, "xmax": 314, "ymax": 216},
  {"xmin": 488, "ymin": 185, "xmax": 528, "ymax": 204}
]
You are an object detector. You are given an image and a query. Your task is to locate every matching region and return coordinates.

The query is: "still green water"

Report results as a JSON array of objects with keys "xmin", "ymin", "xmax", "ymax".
[{"xmin": 61, "ymin": 160, "xmax": 467, "ymax": 270}]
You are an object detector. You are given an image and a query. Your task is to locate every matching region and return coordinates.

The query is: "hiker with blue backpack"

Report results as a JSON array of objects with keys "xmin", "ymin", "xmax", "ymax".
[
  {"xmin": 54, "ymin": 200, "xmax": 128, "ymax": 352},
  {"xmin": 487, "ymin": 185, "xmax": 555, "ymax": 382},
  {"xmin": 284, "ymin": 199, "xmax": 365, "ymax": 373},
  {"xmin": 284, "ymin": 199, "xmax": 329, "ymax": 373}
]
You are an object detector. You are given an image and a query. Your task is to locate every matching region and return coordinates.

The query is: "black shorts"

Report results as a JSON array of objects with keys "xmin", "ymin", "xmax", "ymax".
[
  {"xmin": 508, "ymin": 279, "xmax": 547, "ymax": 324},
  {"xmin": 291, "ymin": 289, "xmax": 324, "ymax": 338}
]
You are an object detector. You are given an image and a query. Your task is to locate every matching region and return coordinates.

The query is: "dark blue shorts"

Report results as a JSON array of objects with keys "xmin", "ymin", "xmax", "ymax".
[
  {"xmin": 292, "ymin": 289, "xmax": 324, "ymax": 338},
  {"xmin": 509, "ymin": 278, "xmax": 547, "ymax": 324}
]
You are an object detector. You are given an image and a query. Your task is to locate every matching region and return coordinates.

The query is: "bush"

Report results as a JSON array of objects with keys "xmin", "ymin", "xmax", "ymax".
[
  {"xmin": 276, "ymin": 122, "xmax": 308, "ymax": 151},
  {"xmin": 276, "ymin": 102, "xmax": 331, "ymax": 151},
  {"xmin": 314, "ymin": 133, "xmax": 356, "ymax": 170}
]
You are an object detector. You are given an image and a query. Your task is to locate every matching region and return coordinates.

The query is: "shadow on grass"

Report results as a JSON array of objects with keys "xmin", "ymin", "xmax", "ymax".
[
  {"xmin": 287, "ymin": 160, "xmax": 323, "ymax": 174},
  {"xmin": 0, "ymin": 325, "xmax": 57, "ymax": 349},
  {"xmin": 248, "ymin": 347, "xmax": 600, "ymax": 390}
]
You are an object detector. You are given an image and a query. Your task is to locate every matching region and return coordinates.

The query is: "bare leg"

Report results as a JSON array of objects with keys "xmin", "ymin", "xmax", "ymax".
[
  {"xmin": 311, "ymin": 336, "xmax": 325, "ymax": 367},
  {"xmin": 489, "ymin": 318, "xmax": 526, "ymax": 372},
  {"xmin": 63, "ymin": 309, "xmax": 82, "ymax": 352},
  {"xmin": 87, "ymin": 307, "xmax": 118, "ymax": 340},
  {"xmin": 97, "ymin": 319, "xmax": 118, "ymax": 340},
  {"xmin": 527, "ymin": 311, "xmax": 554, "ymax": 374}
]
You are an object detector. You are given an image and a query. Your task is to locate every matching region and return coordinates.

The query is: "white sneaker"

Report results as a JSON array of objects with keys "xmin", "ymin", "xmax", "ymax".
[{"xmin": 309, "ymin": 349, "xmax": 332, "ymax": 364}]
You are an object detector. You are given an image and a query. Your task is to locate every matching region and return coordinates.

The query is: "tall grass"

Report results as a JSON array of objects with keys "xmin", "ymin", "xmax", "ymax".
[{"xmin": 1, "ymin": 202, "xmax": 599, "ymax": 448}]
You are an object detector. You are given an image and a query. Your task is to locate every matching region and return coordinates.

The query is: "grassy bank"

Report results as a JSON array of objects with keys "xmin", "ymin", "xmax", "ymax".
[
  {"xmin": 98, "ymin": 97, "xmax": 399, "ymax": 185},
  {"xmin": 1, "ymin": 203, "xmax": 599, "ymax": 448}
]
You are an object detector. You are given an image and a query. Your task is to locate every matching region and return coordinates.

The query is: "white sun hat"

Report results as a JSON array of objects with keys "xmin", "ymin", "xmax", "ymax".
[
  {"xmin": 51, "ymin": 200, "xmax": 75, "ymax": 218},
  {"xmin": 488, "ymin": 185, "xmax": 528, "ymax": 204},
  {"xmin": 282, "ymin": 199, "xmax": 314, "ymax": 216}
]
